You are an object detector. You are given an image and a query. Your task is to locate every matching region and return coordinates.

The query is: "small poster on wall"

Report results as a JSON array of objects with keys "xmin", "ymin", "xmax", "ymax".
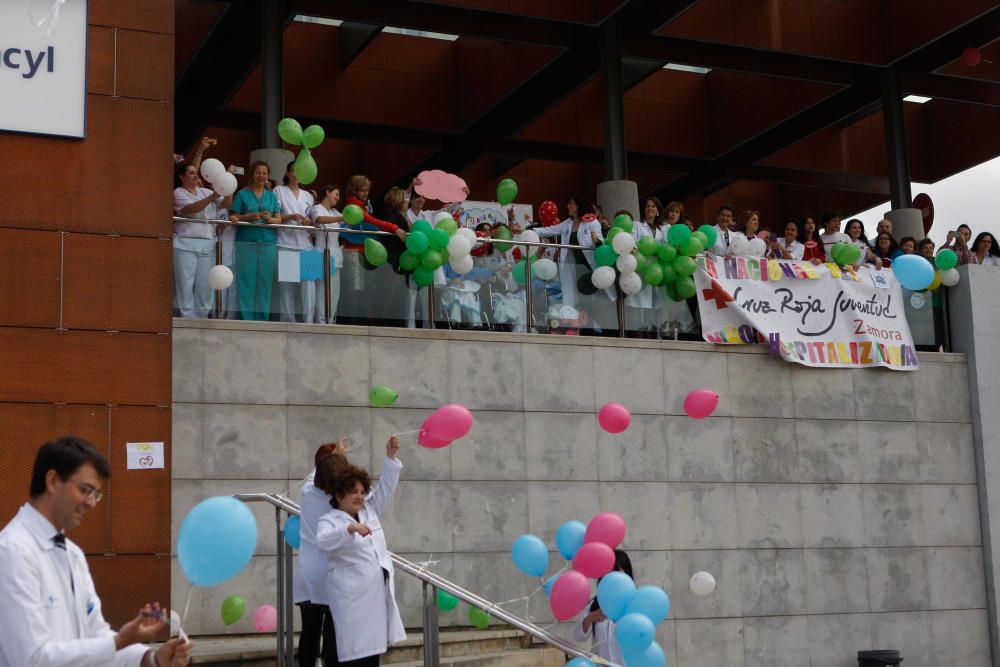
[{"xmin": 126, "ymin": 442, "xmax": 165, "ymax": 470}]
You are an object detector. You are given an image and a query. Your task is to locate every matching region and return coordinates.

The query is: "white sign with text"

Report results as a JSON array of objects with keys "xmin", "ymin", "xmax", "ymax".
[{"xmin": 0, "ymin": 0, "xmax": 87, "ymax": 138}]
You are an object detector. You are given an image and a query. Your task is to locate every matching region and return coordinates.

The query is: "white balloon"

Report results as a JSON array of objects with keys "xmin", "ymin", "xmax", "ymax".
[
  {"xmin": 456, "ymin": 227, "xmax": 477, "ymax": 242},
  {"xmin": 729, "ymin": 235, "xmax": 750, "ymax": 257},
  {"xmin": 690, "ymin": 571, "xmax": 716, "ymax": 597},
  {"xmin": 748, "ymin": 238, "xmax": 767, "ymax": 257},
  {"xmin": 616, "ymin": 253, "xmax": 637, "ymax": 274},
  {"xmin": 213, "ymin": 172, "xmax": 239, "ymax": 197},
  {"xmin": 433, "ymin": 211, "xmax": 455, "ymax": 225},
  {"xmin": 449, "ymin": 255, "xmax": 474, "ymax": 275},
  {"xmin": 619, "ymin": 271, "xmax": 642, "ymax": 295},
  {"xmin": 591, "ymin": 265, "xmax": 616, "ymax": 289},
  {"xmin": 447, "ymin": 235, "xmax": 472, "ymax": 258},
  {"xmin": 534, "ymin": 258, "xmax": 557, "ymax": 280},
  {"xmin": 939, "ymin": 268, "xmax": 960, "ymax": 287},
  {"xmin": 208, "ymin": 264, "xmax": 234, "ymax": 290},
  {"xmin": 517, "ymin": 230, "xmax": 540, "ymax": 245},
  {"xmin": 612, "ymin": 232, "xmax": 636, "ymax": 254},
  {"xmin": 199, "ymin": 158, "xmax": 225, "ymax": 183},
  {"xmin": 169, "ymin": 609, "xmax": 182, "ymax": 637}
]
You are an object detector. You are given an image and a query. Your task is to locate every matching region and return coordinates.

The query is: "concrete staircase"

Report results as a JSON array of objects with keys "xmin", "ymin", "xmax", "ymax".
[{"xmin": 190, "ymin": 628, "xmax": 565, "ymax": 666}]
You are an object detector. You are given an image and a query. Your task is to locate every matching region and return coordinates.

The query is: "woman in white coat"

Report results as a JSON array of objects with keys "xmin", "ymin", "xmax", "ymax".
[
  {"xmin": 534, "ymin": 197, "xmax": 612, "ymax": 317},
  {"xmin": 316, "ymin": 437, "xmax": 405, "ymax": 666},
  {"xmin": 571, "ymin": 549, "xmax": 633, "ymax": 665},
  {"xmin": 628, "ymin": 198, "xmax": 666, "ymax": 335}
]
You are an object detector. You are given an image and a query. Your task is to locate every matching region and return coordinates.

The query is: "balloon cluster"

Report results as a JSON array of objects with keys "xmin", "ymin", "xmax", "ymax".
[
  {"xmin": 828, "ymin": 242, "xmax": 862, "ymax": 267},
  {"xmin": 419, "ymin": 404, "xmax": 474, "ymax": 448},
  {"xmin": 510, "ymin": 513, "xmax": 670, "ymax": 667},
  {"xmin": 435, "ymin": 590, "xmax": 492, "ymax": 629},
  {"xmin": 932, "ymin": 249, "xmax": 961, "ymax": 289},
  {"xmin": 199, "ymin": 159, "xmax": 238, "ymax": 197},
  {"xmin": 591, "ymin": 214, "xmax": 714, "ymax": 302},
  {"xmin": 277, "ymin": 117, "xmax": 325, "ymax": 185},
  {"xmin": 509, "ymin": 228, "xmax": 557, "ymax": 285},
  {"xmin": 398, "ymin": 213, "xmax": 475, "ymax": 287}
]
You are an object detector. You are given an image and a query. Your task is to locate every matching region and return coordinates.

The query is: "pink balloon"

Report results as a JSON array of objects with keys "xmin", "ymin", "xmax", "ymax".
[
  {"xmin": 253, "ymin": 604, "xmax": 277, "ymax": 632},
  {"xmin": 572, "ymin": 541, "xmax": 616, "ymax": 578},
  {"xmin": 585, "ymin": 512, "xmax": 626, "ymax": 548},
  {"xmin": 597, "ymin": 403, "xmax": 631, "ymax": 434},
  {"xmin": 415, "ymin": 169, "xmax": 469, "ymax": 203},
  {"xmin": 683, "ymin": 388, "xmax": 720, "ymax": 419},
  {"xmin": 418, "ymin": 430, "xmax": 451, "ymax": 449},
  {"xmin": 549, "ymin": 570, "xmax": 591, "ymax": 621},
  {"xmin": 425, "ymin": 404, "xmax": 474, "ymax": 441}
]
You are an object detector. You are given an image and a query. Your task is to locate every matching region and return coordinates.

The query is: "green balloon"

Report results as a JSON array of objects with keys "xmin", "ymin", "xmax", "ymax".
[
  {"xmin": 302, "ymin": 124, "xmax": 325, "ymax": 149},
  {"xmin": 513, "ymin": 258, "xmax": 537, "ymax": 285},
  {"xmin": 468, "ymin": 607, "xmax": 491, "ymax": 629},
  {"xmin": 692, "ymin": 230, "xmax": 708, "ymax": 247},
  {"xmin": 935, "ymin": 248, "xmax": 958, "ymax": 270},
  {"xmin": 635, "ymin": 253, "xmax": 651, "ymax": 273},
  {"xmin": 638, "ymin": 236, "xmax": 658, "ymax": 256},
  {"xmin": 657, "ymin": 243, "xmax": 677, "ymax": 263},
  {"xmin": 221, "ymin": 594, "xmax": 245, "ymax": 626},
  {"xmin": 364, "ymin": 238, "xmax": 388, "ymax": 267},
  {"xmin": 412, "ymin": 219, "xmax": 434, "ymax": 237},
  {"xmin": 676, "ymin": 275, "xmax": 697, "ymax": 299},
  {"xmin": 435, "ymin": 217, "xmax": 458, "ymax": 235},
  {"xmin": 613, "ymin": 213, "xmax": 633, "ymax": 229},
  {"xmin": 497, "ymin": 178, "xmax": 518, "ymax": 206},
  {"xmin": 343, "ymin": 204, "xmax": 364, "ymax": 226},
  {"xmin": 594, "ymin": 244, "xmax": 618, "ymax": 267},
  {"xmin": 839, "ymin": 243, "xmax": 861, "ymax": 265},
  {"xmin": 667, "ymin": 224, "xmax": 692, "ymax": 247},
  {"xmin": 673, "ymin": 255, "xmax": 696, "ymax": 276},
  {"xmin": 663, "ymin": 281, "xmax": 681, "ymax": 302},
  {"xmin": 429, "ymin": 228, "xmax": 450, "ymax": 250},
  {"xmin": 644, "ymin": 262, "xmax": 664, "ymax": 286},
  {"xmin": 659, "ymin": 263, "xmax": 676, "ymax": 284},
  {"xmin": 436, "ymin": 589, "xmax": 459, "ymax": 611},
  {"xmin": 681, "ymin": 236, "xmax": 705, "ymax": 257},
  {"xmin": 294, "ymin": 148, "xmax": 318, "ymax": 185},
  {"xmin": 606, "ymin": 227, "xmax": 622, "ymax": 243},
  {"xmin": 439, "ymin": 245, "xmax": 450, "ymax": 262},
  {"xmin": 413, "ymin": 266, "xmax": 434, "ymax": 287},
  {"xmin": 399, "ymin": 251, "xmax": 420, "ymax": 272},
  {"xmin": 697, "ymin": 224, "xmax": 717, "ymax": 249},
  {"xmin": 369, "ymin": 384, "xmax": 398, "ymax": 407},
  {"xmin": 277, "ymin": 117, "xmax": 303, "ymax": 146},
  {"xmin": 493, "ymin": 225, "xmax": 513, "ymax": 252},
  {"xmin": 421, "ymin": 249, "xmax": 444, "ymax": 270},
  {"xmin": 405, "ymin": 230, "xmax": 429, "ymax": 254}
]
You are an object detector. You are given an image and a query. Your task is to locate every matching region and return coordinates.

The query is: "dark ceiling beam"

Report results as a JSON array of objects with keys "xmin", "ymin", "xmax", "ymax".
[
  {"xmin": 208, "ymin": 109, "xmax": 446, "ymax": 147},
  {"xmin": 339, "ymin": 22, "xmax": 383, "ymax": 69},
  {"xmin": 892, "ymin": 6, "xmax": 1000, "ymax": 72},
  {"xmin": 290, "ymin": 0, "xmax": 588, "ymax": 47},
  {"xmin": 903, "ymin": 72, "xmax": 1000, "ymax": 107}
]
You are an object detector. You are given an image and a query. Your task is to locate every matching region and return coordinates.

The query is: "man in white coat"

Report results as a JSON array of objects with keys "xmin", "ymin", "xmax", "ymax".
[
  {"xmin": 0, "ymin": 436, "xmax": 192, "ymax": 667},
  {"xmin": 711, "ymin": 204, "xmax": 736, "ymax": 256}
]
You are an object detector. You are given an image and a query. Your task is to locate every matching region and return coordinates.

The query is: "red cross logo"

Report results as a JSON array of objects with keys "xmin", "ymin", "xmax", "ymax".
[{"xmin": 702, "ymin": 279, "xmax": 734, "ymax": 310}]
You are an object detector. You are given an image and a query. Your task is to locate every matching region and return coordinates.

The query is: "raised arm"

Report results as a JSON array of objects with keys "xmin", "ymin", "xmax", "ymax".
[{"xmin": 366, "ymin": 436, "xmax": 403, "ymax": 517}]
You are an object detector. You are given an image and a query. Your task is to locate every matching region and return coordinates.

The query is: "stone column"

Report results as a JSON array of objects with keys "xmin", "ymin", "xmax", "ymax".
[{"xmin": 596, "ymin": 180, "xmax": 640, "ymax": 222}]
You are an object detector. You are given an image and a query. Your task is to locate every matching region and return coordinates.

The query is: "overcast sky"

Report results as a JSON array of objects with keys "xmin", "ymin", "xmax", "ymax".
[{"xmin": 850, "ymin": 155, "xmax": 1000, "ymax": 246}]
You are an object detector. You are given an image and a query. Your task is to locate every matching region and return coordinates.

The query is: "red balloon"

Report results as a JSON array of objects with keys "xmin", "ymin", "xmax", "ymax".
[
  {"xmin": 539, "ymin": 200, "xmax": 560, "ymax": 227},
  {"xmin": 597, "ymin": 403, "xmax": 631, "ymax": 434},
  {"xmin": 572, "ymin": 542, "xmax": 616, "ymax": 578},
  {"xmin": 683, "ymin": 388, "xmax": 720, "ymax": 420},
  {"xmin": 962, "ymin": 47, "xmax": 982, "ymax": 67},
  {"xmin": 549, "ymin": 571, "xmax": 591, "ymax": 620},
  {"xmin": 585, "ymin": 512, "xmax": 627, "ymax": 548}
]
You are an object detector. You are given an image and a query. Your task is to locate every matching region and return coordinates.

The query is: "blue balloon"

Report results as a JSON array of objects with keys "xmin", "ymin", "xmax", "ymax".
[
  {"xmin": 624, "ymin": 641, "xmax": 665, "ymax": 667},
  {"xmin": 284, "ymin": 515, "xmax": 301, "ymax": 549},
  {"xmin": 597, "ymin": 571, "xmax": 636, "ymax": 621},
  {"xmin": 892, "ymin": 254, "xmax": 935, "ymax": 290},
  {"xmin": 555, "ymin": 520, "xmax": 587, "ymax": 560},
  {"xmin": 178, "ymin": 497, "xmax": 257, "ymax": 587},
  {"xmin": 567, "ymin": 658, "xmax": 595, "ymax": 667},
  {"xmin": 626, "ymin": 585, "xmax": 670, "ymax": 625},
  {"xmin": 511, "ymin": 534, "xmax": 548, "ymax": 577},
  {"xmin": 615, "ymin": 613, "xmax": 655, "ymax": 653},
  {"xmin": 543, "ymin": 573, "xmax": 561, "ymax": 597}
]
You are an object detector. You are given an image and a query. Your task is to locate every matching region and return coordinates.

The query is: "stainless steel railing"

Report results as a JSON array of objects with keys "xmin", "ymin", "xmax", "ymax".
[{"xmin": 234, "ymin": 491, "xmax": 614, "ymax": 667}]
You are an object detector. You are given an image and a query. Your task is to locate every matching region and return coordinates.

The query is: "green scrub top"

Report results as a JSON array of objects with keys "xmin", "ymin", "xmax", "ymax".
[{"xmin": 231, "ymin": 188, "xmax": 281, "ymax": 243}]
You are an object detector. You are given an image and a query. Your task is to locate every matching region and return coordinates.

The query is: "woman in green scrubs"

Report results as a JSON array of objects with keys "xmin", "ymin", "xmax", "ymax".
[{"xmin": 229, "ymin": 161, "xmax": 282, "ymax": 320}]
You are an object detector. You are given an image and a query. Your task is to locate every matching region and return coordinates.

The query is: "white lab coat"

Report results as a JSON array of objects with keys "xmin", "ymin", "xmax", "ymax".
[
  {"xmin": 0, "ymin": 504, "xmax": 150, "ymax": 667},
  {"xmin": 275, "ymin": 185, "xmax": 317, "ymax": 323},
  {"xmin": 536, "ymin": 218, "xmax": 613, "ymax": 306},
  {"xmin": 627, "ymin": 221, "xmax": 664, "ymax": 310},
  {"xmin": 294, "ymin": 471, "xmax": 333, "ymax": 606},
  {"xmin": 712, "ymin": 224, "xmax": 734, "ymax": 256},
  {"xmin": 316, "ymin": 457, "xmax": 406, "ymax": 662},
  {"xmin": 571, "ymin": 608, "xmax": 624, "ymax": 665}
]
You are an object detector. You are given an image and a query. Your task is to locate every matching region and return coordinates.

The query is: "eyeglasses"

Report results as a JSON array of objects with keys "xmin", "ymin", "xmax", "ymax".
[{"xmin": 71, "ymin": 481, "xmax": 103, "ymax": 503}]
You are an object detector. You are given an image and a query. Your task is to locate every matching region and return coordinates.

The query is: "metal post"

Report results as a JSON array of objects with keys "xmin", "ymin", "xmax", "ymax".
[
  {"xmin": 323, "ymin": 243, "xmax": 332, "ymax": 324},
  {"xmin": 616, "ymin": 286, "xmax": 626, "ymax": 338},
  {"xmin": 523, "ymin": 243, "xmax": 533, "ymax": 334},
  {"xmin": 261, "ymin": 0, "xmax": 284, "ymax": 148},
  {"xmin": 428, "ymin": 283, "xmax": 437, "ymax": 329},
  {"xmin": 599, "ymin": 22, "xmax": 627, "ymax": 181},
  {"xmin": 274, "ymin": 508, "xmax": 285, "ymax": 667},
  {"xmin": 283, "ymin": 542, "xmax": 295, "ymax": 666},
  {"xmin": 881, "ymin": 68, "xmax": 912, "ymax": 210},
  {"xmin": 214, "ymin": 234, "xmax": 223, "ymax": 319},
  {"xmin": 422, "ymin": 582, "xmax": 441, "ymax": 667}
]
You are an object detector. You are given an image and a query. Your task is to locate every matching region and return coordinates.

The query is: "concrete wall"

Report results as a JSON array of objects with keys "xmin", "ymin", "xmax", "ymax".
[{"xmin": 171, "ymin": 319, "xmax": 989, "ymax": 667}]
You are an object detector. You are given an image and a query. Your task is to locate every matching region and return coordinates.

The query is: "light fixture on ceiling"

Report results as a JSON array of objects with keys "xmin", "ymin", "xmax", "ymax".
[{"xmin": 903, "ymin": 95, "xmax": 932, "ymax": 104}]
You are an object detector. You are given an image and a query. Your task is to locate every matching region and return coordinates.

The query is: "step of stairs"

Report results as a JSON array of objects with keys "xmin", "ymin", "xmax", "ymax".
[{"xmin": 190, "ymin": 628, "xmax": 562, "ymax": 666}]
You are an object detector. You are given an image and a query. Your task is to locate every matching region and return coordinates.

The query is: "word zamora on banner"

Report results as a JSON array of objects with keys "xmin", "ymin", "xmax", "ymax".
[{"xmin": 694, "ymin": 255, "xmax": 920, "ymax": 371}]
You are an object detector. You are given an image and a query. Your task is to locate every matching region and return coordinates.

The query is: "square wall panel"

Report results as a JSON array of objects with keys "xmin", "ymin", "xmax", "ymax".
[
  {"xmin": 89, "ymin": 554, "xmax": 171, "ymax": 630},
  {"xmin": 0, "ymin": 229, "xmax": 60, "ymax": 328}
]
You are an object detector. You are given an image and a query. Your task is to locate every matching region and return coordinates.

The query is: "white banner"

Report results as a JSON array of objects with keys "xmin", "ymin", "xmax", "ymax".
[{"xmin": 695, "ymin": 256, "xmax": 919, "ymax": 370}]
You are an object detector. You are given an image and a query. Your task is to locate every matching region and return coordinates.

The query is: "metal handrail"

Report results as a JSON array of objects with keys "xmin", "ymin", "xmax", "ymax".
[{"xmin": 234, "ymin": 492, "xmax": 615, "ymax": 666}]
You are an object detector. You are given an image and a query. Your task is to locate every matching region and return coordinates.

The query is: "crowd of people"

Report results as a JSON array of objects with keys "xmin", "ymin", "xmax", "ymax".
[{"xmin": 173, "ymin": 138, "xmax": 999, "ymax": 336}]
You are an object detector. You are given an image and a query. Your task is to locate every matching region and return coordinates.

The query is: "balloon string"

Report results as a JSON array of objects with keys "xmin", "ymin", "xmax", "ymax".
[
  {"xmin": 178, "ymin": 583, "xmax": 194, "ymax": 641},
  {"xmin": 28, "ymin": 0, "xmax": 67, "ymax": 36}
]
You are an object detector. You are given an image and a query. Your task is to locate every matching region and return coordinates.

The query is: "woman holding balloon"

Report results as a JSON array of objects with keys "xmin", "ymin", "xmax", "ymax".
[
  {"xmin": 572, "ymin": 549, "xmax": 633, "ymax": 664},
  {"xmin": 316, "ymin": 436, "xmax": 405, "ymax": 666}
]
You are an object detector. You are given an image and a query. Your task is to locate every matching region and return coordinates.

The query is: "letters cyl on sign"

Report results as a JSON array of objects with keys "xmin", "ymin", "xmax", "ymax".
[{"xmin": 0, "ymin": 1, "xmax": 86, "ymax": 138}]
